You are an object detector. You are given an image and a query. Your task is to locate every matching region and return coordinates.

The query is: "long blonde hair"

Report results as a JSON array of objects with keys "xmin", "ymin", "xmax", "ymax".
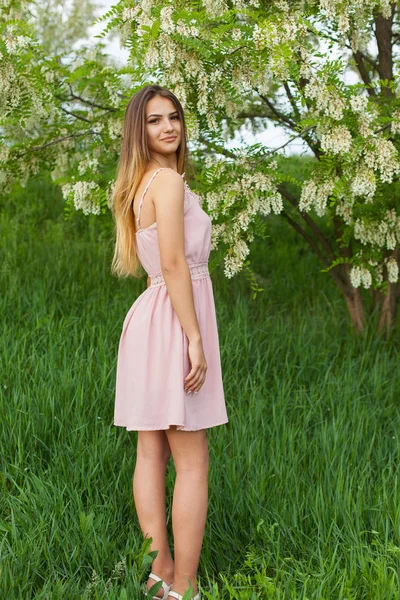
[{"xmin": 110, "ymin": 85, "xmax": 188, "ymax": 278}]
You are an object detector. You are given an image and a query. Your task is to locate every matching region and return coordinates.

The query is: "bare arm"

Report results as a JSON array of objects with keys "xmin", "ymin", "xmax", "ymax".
[{"xmin": 152, "ymin": 169, "xmax": 202, "ymax": 343}]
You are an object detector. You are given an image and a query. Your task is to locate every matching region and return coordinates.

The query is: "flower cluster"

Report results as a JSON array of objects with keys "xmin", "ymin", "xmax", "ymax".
[
  {"xmin": 363, "ymin": 138, "xmax": 400, "ymax": 184},
  {"xmin": 224, "ymin": 239, "xmax": 251, "ymax": 279},
  {"xmin": 320, "ymin": 125, "xmax": 352, "ymax": 155},
  {"xmin": 252, "ymin": 13, "xmax": 306, "ymax": 80},
  {"xmin": 354, "ymin": 210, "xmax": 400, "ymax": 250},
  {"xmin": 349, "ymin": 265, "xmax": 372, "ymax": 289},
  {"xmin": 391, "ymin": 108, "xmax": 400, "ymax": 135},
  {"xmin": 103, "ymin": 80, "xmax": 120, "ymax": 108},
  {"xmin": 78, "ymin": 158, "xmax": 99, "ymax": 176},
  {"xmin": 160, "ymin": 6, "xmax": 175, "ymax": 34},
  {"xmin": 350, "ymin": 166, "xmax": 376, "ymax": 201},
  {"xmin": 304, "ymin": 75, "xmax": 346, "ymax": 121},
  {"xmin": 2, "ymin": 25, "xmax": 34, "ymax": 54},
  {"xmin": 62, "ymin": 181, "xmax": 101, "ymax": 215},
  {"xmin": 108, "ymin": 118, "xmax": 123, "ymax": 141},
  {"xmin": 202, "ymin": 0, "xmax": 229, "ymax": 18},
  {"xmin": 204, "ymin": 163, "xmax": 282, "ymax": 276},
  {"xmin": 335, "ymin": 197, "xmax": 354, "ymax": 225},
  {"xmin": 299, "ymin": 178, "xmax": 337, "ymax": 216},
  {"xmin": 319, "ymin": 0, "xmax": 393, "ymax": 47},
  {"xmin": 385, "ymin": 256, "xmax": 399, "ymax": 283}
]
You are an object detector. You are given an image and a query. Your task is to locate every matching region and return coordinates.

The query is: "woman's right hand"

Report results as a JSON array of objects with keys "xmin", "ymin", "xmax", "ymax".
[{"xmin": 183, "ymin": 339, "xmax": 207, "ymax": 394}]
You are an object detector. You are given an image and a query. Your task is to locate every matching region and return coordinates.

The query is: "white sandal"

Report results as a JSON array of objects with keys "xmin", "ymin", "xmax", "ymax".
[
  {"xmin": 147, "ymin": 572, "xmax": 172, "ymax": 600},
  {"xmin": 168, "ymin": 591, "xmax": 200, "ymax": 600}
]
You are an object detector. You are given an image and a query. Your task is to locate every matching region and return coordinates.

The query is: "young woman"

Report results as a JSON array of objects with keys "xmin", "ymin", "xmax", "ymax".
[{"xmin": 111, "ymin": 84, "xmax": 229, "ymax": 600}]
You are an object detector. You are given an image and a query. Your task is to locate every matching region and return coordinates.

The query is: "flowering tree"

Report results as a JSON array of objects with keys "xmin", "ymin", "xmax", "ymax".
[{"xmin": 2, "ymin": 0, "xmax": 400, "ymax": 334}]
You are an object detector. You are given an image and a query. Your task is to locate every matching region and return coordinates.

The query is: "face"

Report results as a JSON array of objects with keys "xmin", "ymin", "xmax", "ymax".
[{"xmin": 145, "ymin": 96, "xmax": 182, "ymax": 157}]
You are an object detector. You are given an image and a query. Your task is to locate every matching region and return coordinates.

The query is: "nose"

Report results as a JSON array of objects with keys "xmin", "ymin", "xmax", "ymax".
[{"xmin": 163, "ymin": 120, "xmax": 175, "ymax": 132}]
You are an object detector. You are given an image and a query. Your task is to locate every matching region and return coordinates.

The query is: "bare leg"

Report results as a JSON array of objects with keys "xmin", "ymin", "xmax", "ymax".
[
  {"xmin": 165, "ymin": 426, "xmax": 209, "ymax": 597},
  {"xmin": 133, "ymin": 430, "xmax": 174, "ymax": 598}
]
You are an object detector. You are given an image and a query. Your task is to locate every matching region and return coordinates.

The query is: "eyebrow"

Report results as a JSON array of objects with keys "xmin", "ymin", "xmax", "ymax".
[{"xmin": 146, "ymin": 111, "xmax": 178, "ymax": 118}]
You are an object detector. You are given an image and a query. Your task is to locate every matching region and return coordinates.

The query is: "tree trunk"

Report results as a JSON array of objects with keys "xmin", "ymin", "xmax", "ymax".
[
  {"xmin": 329, "ymin": 264, "xmax": 365, "ymax": 333},
  {"xmin": 377, "ymin": 283, "xmax": 398, "ymax": 335},
  {"xmin": 374, "ymin": 6, "xmax": 395, "ymax": 98}
]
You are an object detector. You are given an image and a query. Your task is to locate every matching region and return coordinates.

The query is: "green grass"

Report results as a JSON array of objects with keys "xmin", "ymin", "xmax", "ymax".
[{"xmin": 1, "ymin": 176, "xmax": 400, "ymax": 599}]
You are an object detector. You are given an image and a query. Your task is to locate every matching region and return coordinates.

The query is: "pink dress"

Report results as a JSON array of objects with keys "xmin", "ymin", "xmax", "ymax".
[{"xmin": 113, "ymin": 167, "xmax": 229, "ymax": 431}]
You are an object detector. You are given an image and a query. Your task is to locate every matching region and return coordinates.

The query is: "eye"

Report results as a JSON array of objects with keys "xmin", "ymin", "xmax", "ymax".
[{"xmin": 148, "ymin": 115, "xmax": 179, "ymax": 124}]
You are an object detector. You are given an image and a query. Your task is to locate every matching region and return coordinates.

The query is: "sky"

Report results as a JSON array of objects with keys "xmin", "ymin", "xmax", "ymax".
[{"xmin": 85, "ymin": 1, "xmax": 358, "ymax": 157}]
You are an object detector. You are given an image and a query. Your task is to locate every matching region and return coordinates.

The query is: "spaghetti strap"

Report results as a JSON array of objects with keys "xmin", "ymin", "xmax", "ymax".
[{"xmin": 136, "ymin": 168, "xmax": 186, "ymax": 229}]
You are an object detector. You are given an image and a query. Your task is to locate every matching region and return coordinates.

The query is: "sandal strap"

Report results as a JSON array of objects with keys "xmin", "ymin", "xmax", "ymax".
[
  {"xmin": 168, "ymin": 592, "xmax": 200, "ymax": 600},
  {"xmin": 148, "ymin": 572, "xmax": 171, "ymax": 596}
]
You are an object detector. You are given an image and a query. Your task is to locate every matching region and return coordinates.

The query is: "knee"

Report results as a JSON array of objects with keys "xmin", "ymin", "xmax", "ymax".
[
  {"xmin": 137, "ymin": 447, "xmax": 171, "ymax": 463},
  {"xmin": 136, "ymin": 442, "xmax": 171, "ymax": 464},
  {"xmin": 175, "ymin": 445, "xmax": 209, "ymax": 473}
]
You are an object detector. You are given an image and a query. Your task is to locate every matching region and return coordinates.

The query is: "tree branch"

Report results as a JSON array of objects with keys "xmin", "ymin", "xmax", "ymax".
[
  {"xmin": 280, "ymin": 210, "xmax": 330, "ymax": 268},
  {"xmin": 278, "ymin": 184, "xmax": 337, "ymax": 262},
  {"xmin": 253, "ymin": 86, "xmax": 297, "ymax": 129},
  {"xmin": 352, "ymin": 51, "xmax": 377, "ymax": 96},
  {"xmin": 60, "ymin": 106, "xmax": 92, "ymax": 123},
  {"xmin": 16, "ymin": 130, "xmax": 100, "ymax": 156},
  {"xmin": 283, "ymin": 82, "xmax": 301, "ymax": 120},
  {"xmin": 66, "ymin": 83, "xmax": 117, "ymax": 111}
]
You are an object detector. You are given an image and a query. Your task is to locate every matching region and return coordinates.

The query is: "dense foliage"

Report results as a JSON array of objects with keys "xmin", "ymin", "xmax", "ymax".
[{"xmin": 2, "ymin": 0, "xmax": 400, "ymax": 331}]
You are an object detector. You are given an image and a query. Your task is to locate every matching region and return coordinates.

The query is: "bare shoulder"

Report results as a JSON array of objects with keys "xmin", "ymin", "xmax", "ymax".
[
  {"xmin": 150, "ymin": 168, "xmax": 184, "ymax": 206},
  {"xmin": 153, "ymin": 167, "xmax": 184, "ymax": 188}
]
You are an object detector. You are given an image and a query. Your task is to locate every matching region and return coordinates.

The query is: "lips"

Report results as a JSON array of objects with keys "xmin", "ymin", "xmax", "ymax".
[{"xmin": 162, "ymin": 136, "xmax": 177, "ymax": 141}]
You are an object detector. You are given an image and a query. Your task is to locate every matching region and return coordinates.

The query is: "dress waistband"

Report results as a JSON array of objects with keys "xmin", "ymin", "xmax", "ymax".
[{"xmin": 150, "ymin": 262, "xmax": 210, "ymax": 288}]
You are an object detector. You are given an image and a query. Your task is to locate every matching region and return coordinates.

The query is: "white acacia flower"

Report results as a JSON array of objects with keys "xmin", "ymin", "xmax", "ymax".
[
  {"xmin": 232, "ymin": 28, "xmax": 242, "ymax": 41},
  {"xmin": 62, "ymin": 180, "xmax": 101, "ymax": 215},
  {"xmin": 0, "ymin": 145, "xmax": 9, "ymax": 162},
  {"xmin": 160, "ymin": 7, "xmax": 175, "ymax": 34},
  {"xmin": 78, "ymin": 158, "xmax": 99, "ymax": 176},
  {"xmin": 391, "ymin": 109, "xmax": 400, "ymax": 135},
  {"xmin": 104, "ymin": 81, "xmax": 120, "ymax": 108},
  {"xmin": 360, "ymin": 266, "xmax": 372, "ymax": 288},
  {"xmin": 269, "ymin": 191, "xmax": 283, "ymax": 214},
  {"xmin": 299, "ymin": 178, "xmax": 335, "ymax": 216},
  {"xmin": 350, "ymin": 265, "xmax": 371, "ymax": 289},
  {"xmin": 337, "ymin": 12, "xmax": 350, "ymax": 34},
  {"xmin": 141, "ymin": 0, "xmax": 154, "ymax": 15},
  {"xmin": 350, "ymin": 94, "xmax": 368, "ymax": 113},
  {"xmin": 364, "ymin": 138, "xmax": 400, "ymax": 183},
  {"xmin": 122, "ymin": 6, "xmax": 140, "ymax": 21},
  {"xmin": 158, "ymin": 33, "xmax": 176, "ymax": 68},
  {"xmin": 350, "ymin": 166, "xmax": 376, "ymax": 201},
  {"xmin": 143, "ymin": 44, "xmax": 159, "ymax": 68},
  {"xmin": 236, "ymin": 210, "xmax": 251, "ymax": 231},
  {"xmin": 223, "ymin": 239, "xmax": 250, "ymax": 278},
  {"xmin": 321, "ymin": 125, "xmax": 352, "ymax": 155},
  {"xmin": 203, "ymin": 0, "xmax": 228, "ymax": 18},
  {"xmin": 385, "ymin": 257, "xmax": 399, "ymax": 283},
  {"xmin": 304, "ymin": 76, "xmax": 345, "ymax": 120},
  {"xmin": 335, "ymin": 200, "xmax": 354, "ymax": 225},
  {"xmin": 350, "ymin": 265, "xmax": 361, "ymax": 288},
  {"xmin": 108, "ymin": 118, "xmax": 123, "ymax": 141}
]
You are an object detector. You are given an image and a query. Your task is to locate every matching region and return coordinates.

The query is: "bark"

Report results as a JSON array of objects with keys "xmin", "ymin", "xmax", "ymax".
[
  {"xmin": 341, "ymin": 281, "xmax": 365, "ymax": 333},
  {"xmin": 352, "ymin": 51, "xmax": 377, "ymax": 96},
  {"xmin": 376, "ymin": 249, "xmax": 400, "ymax": 335},
  {"xmin": 374, "ymin": 5, "xmax": 395, "ymax": 97},
  {"xmin": 326, "ymin": 263, "xmax": 365, "ymax": 333},
  {"xmin": 377, "ymin": 282, "xmax": 398, "ymax": 335}
]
